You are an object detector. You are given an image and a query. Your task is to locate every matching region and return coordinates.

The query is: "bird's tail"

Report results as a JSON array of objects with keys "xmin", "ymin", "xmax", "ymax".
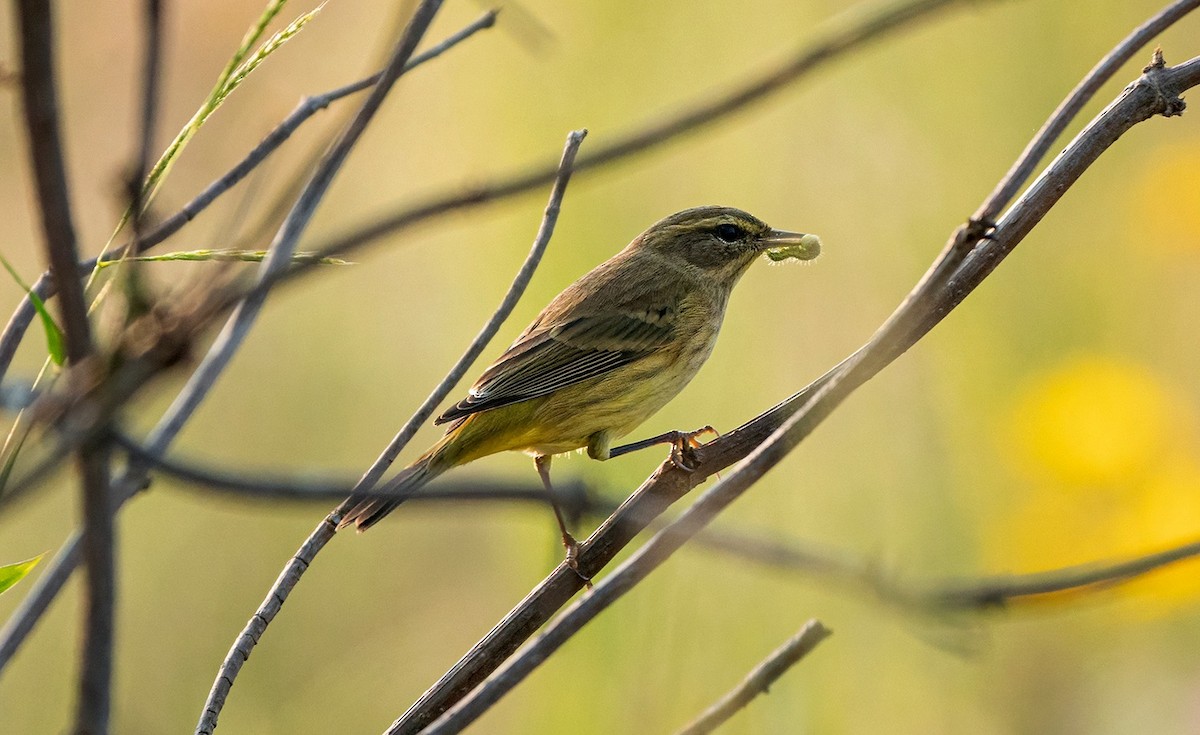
[{"xmin": 336, "ymin": 444, "xmax": 445, "ymax": 532}]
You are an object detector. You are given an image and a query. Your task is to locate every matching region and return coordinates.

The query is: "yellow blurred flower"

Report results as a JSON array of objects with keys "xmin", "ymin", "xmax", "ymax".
[
  {"xmin": 1007, "ymin": 356, "xmax": 1171, "ymax": 488},
  {"xmin": 991, "ymin": 356, "xmax": 1200, "ymax": 612}
]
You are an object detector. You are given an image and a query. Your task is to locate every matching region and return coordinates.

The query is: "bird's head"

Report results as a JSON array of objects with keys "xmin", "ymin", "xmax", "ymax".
[{"xmin": 631, "ymin": 206, "xmax": 819, "ymax": 287}]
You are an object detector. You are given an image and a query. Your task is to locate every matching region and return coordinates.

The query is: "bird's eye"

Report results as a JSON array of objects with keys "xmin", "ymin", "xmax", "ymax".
[{"xmin": 714, "ymin": 223, "xmax": 744, "ymax": 243}]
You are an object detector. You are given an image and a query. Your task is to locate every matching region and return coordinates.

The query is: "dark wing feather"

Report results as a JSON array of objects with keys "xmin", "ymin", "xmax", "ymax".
[{"xmin": 435, "ymin": 309, "xmax": 675, "ymax": 424}]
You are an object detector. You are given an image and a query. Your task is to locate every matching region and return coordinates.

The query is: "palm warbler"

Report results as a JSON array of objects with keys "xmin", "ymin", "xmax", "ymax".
[{"xmin": 339, "ymin": 206, "xmax": 820, "ymax": 551}]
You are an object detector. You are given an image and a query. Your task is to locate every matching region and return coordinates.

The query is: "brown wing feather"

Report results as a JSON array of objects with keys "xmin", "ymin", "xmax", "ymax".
[{"xmin": 435, "ymin": 309, "xmax": 676, "ymax": 424}]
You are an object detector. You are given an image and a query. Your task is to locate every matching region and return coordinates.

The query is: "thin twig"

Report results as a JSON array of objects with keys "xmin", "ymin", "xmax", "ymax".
[
  {"xmin": 224, "ymin": 5, "xmax": 504, "ymax": 255},
  {"xmin": 675, "ymin": 620, "xmax": 832, "ymax": 735},
  {"xmin": 411, "ymin": 51, "xmax": 1200, "ymax": 735},
  {"xmin": 0, "ymin": 8, "xmax": 499, "ymax": 680},
  {"xmin": 110, "ymin": 425, "xmax": 593, "ymax": 511},
  {"xmin": 131, "ymin": 0, "xmax": 163, "ymax": 231},
  {"xmin": 194, "ymin": 126, "xmax": 587, "ymax": 735},
  {"xmin": 341, "ymin": 127, "xmax": 587, "ymax": 507},
  {"xmin": 923, "ymin": 538, "xmax": 1200, "ymax": 610},
  {"xmin": 0, "ymin": 10, "xmax": 499, "ymax": 385},
  {"xmin": 691, "ymin": 526, "xmax": 1200, "ymax": 614}
]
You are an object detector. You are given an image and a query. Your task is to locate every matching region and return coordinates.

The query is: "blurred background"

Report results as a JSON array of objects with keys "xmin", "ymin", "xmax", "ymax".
[{"xmin": 2, "ymin": 0, "xmax": 1200, "ymax": 732}]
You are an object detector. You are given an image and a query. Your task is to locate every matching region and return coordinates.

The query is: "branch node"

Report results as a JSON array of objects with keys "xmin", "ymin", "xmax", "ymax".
[
  {"xmin": 1141, "ymin": 48, "xmax": 1188, "ymax": 117},
  {"xmin": 1143, "ymin": 46, "xmax": 1166, "ymax": 73},
  {"xmin": 949, "ymin": 216, "xmax": 994, "ymax": 257}
]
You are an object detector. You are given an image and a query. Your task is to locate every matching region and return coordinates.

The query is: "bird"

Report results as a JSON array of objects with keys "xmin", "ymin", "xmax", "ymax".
[{"xmin": 337, "ymin": 205, "xmax": 820, "ymax": 563}]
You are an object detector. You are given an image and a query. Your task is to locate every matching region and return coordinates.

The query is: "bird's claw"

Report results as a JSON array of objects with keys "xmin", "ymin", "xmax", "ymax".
[
  {"xmin": 562, "ymin": 532, "xmax": 592, "ymax": 588},
  {"xmin": 668, "ymin": 425, "xmax": 718, "ymax": 472}
]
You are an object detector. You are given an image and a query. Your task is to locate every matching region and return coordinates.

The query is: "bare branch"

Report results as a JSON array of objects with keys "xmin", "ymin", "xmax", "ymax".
[
  {"xmin": 407, "ymin": 50, "xmax": 1200, "ymax": 735},
  {"xmin": 110, "ymin": 427, "xmax": 594, "ymax": 514},
  {"xmin": 340, "ymin": 127, "xmax": 587, "ymax": 508},
  {"xmin": 882, "ymin": 0, "xmax": 1200, "ymax": 361},
  {"xmin": 921, "ymin": 538, "xmax": 1200, "ymax": 611},
  {"xmin": 16, "ymin": 3, "xmax": 116, "ymax": 733},
  {"xmin": 194, "ymin": 126, "xmax": 586, "ymax": 735},
  {"xmin": 16, "ymin": 0, "xmax": 90, "ymax": 361},
  {"xmin": 691, "ymin": 525, "xmax": 1200, "ymax": 615},
  {"xmin": 0, "ymin": 10, "xmax": 499, "ymax": 385},
  {"xmin": 130, "ymin": 0, "xmax": 163, "ymax": 232},
  {"xmin": 675, "ymin": 620, "xmax": 832, "ymax": 735}
]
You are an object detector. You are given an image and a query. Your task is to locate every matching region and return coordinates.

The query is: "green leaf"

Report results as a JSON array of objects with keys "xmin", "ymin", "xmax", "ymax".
[
  {"xmin": 0, "ymin": 554, "xmax": 45, "ymax": 596},
  {"xmin": 96, "ymin": 249, "xmax": 351, "ymax": 267},
  {"xmin": 0, "ymin": 252, "xmax": 65, "ymax": 366}
]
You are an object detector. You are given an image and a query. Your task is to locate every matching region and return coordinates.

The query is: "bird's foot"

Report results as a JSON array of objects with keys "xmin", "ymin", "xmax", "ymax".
[
  {"xmin": 668, "ymin": 425, "xmax": 719, "ymax": 472},
  {"xmin": 562, "ymin": 531, "xmax": 592, "ymax": 589}
]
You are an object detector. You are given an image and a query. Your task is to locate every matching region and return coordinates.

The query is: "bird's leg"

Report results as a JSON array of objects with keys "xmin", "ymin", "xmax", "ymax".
[
  {"xmin": 608, "ymin": 425, "xmax": 719, "ymax": 471},
  {"xmin": 534, "ymin": 455, "xmax": 589, "ymax": 583}
]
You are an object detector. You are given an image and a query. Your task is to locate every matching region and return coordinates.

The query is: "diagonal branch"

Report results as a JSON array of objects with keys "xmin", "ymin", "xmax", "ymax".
[
  {"xmin": 921, "ymin": 537, "xmax": 1200, "ymax": 610},
  {"xmin": 338, "ymin": 127, "xmax": 587, "ymax": 503},
  {"xmin": 675, "ymin": 620, "xmax": 832, "ymax": 735},
  {"xmin": 410, "ymin": 49, "xmax": 1200, "ymax": 735},
  {"xmin": 193, "ymin": 127, "xmax": 587, "ymax": 735}
]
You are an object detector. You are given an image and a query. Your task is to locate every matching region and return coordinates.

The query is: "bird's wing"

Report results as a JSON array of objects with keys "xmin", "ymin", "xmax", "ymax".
[{"xmin": 435, "ymin": 307, "xmax": 676, "ymax": 424}]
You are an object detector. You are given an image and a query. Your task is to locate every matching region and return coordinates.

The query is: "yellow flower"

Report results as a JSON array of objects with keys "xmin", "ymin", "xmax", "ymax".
[
  {"xmin": 992, "ymin": 357, "xmax": 1200, "ymax": 613},
  {"xmin": 1008, "ymin": 357, "xmax": 1170, "ymax": 487}
]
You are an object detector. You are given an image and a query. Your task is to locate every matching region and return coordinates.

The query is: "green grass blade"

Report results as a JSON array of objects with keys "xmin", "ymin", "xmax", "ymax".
[
  {"xmin": 120, "ymin": 0, "xmax": 322, "ymax": 230},
  {"xmin": 0, "ymin": 425, "xmax": 29, "ymax": 497},
  {"xmin": 0, "ymin": 554, "xmax": 44, "ymax": 596},
  {"xmin": 0, "ymin": 253, "xmax": 65, "ymax": 366},
  {"xmin": 96, "ymin": 249, "xmax": 351, "ymax": 267},
  {"xmin": 217, "ymin": 5, "xmax": 324, "ymax": 109}
]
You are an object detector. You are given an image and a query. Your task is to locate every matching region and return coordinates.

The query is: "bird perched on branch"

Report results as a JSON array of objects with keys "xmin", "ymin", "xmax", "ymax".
[{"xmin": 338, "ymin": 205, "xmax": 820, "ymax": 565}]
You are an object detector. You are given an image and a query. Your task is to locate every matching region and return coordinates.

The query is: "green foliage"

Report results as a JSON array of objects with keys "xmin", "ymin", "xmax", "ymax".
[
  {"xmin": 0, "ymin": 554, "xmax": 44, "ymax": 596},
  {"xmin": 0, "ymin": 253, "xmax": 64, "ymax": 367}
]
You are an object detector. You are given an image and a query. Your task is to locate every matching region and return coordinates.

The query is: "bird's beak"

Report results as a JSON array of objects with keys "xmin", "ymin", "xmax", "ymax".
[
  {"xmin": 758, "ymin": 229, "xmax": 821, "ymax": 261},
  {"xmin": 760, "ymin": 229, "xmax": 809, "ymax": 246}
]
